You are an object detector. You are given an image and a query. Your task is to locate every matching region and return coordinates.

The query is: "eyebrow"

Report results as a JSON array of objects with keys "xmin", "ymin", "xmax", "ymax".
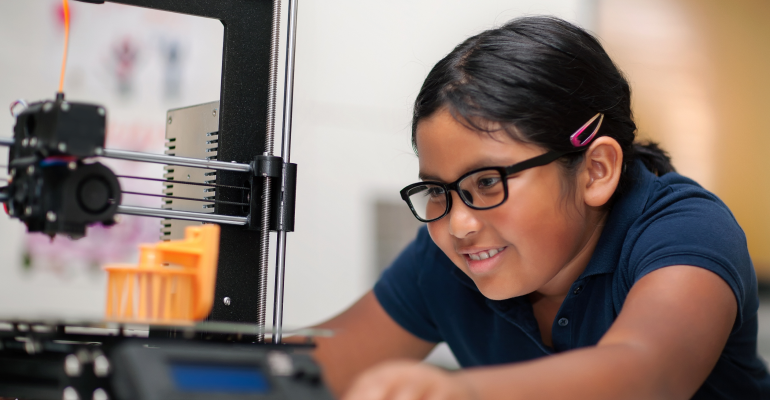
[{"xmin": 418, "ymin": 172, "xmax": 444, "ymax": 182}]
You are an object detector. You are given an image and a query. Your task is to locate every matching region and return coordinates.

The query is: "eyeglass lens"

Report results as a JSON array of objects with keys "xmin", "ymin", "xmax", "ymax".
[
  {"xmin": 406, "ymin": 169, "xmax": 506, "ymax": 221},
  {"xmin": 406, "ymin": 184, "xmax": 448, "ymax": 221}
]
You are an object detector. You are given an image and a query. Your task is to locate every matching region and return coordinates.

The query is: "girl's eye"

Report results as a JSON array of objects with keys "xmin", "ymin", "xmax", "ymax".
[
  {"xmin": 426, "ymin": 186, "xmax": 446, "ymax": 198},
  {"xmin": 477, "ymin": 176, "xmax": 501, "ymax": 189}
]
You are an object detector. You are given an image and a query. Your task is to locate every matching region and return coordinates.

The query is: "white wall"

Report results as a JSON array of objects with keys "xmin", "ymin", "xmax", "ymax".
[{"xmin": 0, "ymin": 0, "xmax": 591, "ymax": 326}]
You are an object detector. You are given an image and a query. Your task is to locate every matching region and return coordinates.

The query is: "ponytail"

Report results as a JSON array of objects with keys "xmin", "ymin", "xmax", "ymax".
[{"xmin": 631, "ymin": 141, "xmax": 675, "ymax": 177}]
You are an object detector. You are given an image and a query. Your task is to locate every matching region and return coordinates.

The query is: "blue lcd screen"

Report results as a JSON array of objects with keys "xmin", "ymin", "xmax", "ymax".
[{"xmin": 170, "ymin": 363, "xmax": 270, "ymax": 393}]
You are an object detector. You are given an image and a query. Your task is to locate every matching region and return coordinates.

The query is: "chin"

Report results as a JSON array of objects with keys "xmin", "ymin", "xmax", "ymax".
[{"xmin": 472, "ymin": 278, "xmax": 523, "ymax": 301}]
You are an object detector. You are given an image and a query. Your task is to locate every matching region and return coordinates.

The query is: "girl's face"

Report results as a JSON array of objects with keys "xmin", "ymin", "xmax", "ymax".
[{"xmin": 416, "ymin": 109, "xmax": 602, "ymax": 300}]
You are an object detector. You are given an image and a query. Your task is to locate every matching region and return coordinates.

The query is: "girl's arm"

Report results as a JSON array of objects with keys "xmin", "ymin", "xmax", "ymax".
[
  {"xmin": 312, "ymin": 291, "xmax": 436, "ymax": 398},
  {"xmin": 344, "ymin": 265, "xmax": 737, "ymax": 400}
]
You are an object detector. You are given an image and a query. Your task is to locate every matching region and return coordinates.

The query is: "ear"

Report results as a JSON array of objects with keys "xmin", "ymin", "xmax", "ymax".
[{"xmin": 581, "ymin": 136, "xmax": 623, "ymax": 208}]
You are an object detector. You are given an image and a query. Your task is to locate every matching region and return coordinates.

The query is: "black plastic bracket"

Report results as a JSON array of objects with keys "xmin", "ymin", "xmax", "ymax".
[
  {"xmin": 251, "ymin": 155, "xmax": 282, "ymax": 179},
  {"xmin": 276, "ymin": 163, "xmax": 297, "ymax": 233},
  {"xmin": 248, "ymin": 157, "xmax": 297, "ymax": 233}
]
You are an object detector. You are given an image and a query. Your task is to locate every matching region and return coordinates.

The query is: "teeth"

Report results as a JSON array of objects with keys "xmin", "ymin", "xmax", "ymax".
[{"xmin": 467, "ymin": 247, "xmax": 506, "ymax": 261}]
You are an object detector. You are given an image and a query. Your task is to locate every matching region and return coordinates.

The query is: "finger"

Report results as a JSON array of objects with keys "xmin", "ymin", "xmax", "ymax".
[
  {"xmin": 390, "ymin": 379, "xmax": 431, "ymax": 400},
  {"xmin": 344, "ymin": 368, "xmax": 400, "ymax": 400},
  {"xmin": 424, "ymin": 375, "xmax": 475, "ymax": 400}
]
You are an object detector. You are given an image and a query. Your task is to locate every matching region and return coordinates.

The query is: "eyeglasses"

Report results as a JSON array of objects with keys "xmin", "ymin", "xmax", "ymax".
[{"xmin": 400, "ymin": 113, "xmax": 604, "ymax": 222}]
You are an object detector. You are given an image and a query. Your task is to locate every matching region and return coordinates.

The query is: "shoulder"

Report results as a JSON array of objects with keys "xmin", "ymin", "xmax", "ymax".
[
  {"xmin": 643, "ymin": 172, "xmax": 740, "ymax": 227},
  {"xmin": 626, "ymin": 170, "xmax": 749, "ymax": 269},
  {"xmin": 613, "ymin": 166, "xmax": 756, "ymax": 325}
]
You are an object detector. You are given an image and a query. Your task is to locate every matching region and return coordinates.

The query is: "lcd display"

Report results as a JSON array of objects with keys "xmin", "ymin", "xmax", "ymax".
[{"xmin": 170, "ymin": 363, "xmax": 270, "ymax": 393}]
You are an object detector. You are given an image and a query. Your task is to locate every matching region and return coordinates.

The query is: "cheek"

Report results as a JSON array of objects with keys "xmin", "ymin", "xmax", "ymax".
[
  {"xmin": 426, "ymin": 170, "xmax": 587, "ymax": 299},
  {"xmin": 493, "ymin": 175, "xmax": 583, "ymax": 271},
  {"xmin": 426, "ymin": 219, "xmax": 468, "ymax": 265},
  {"xmin": 427, "ymin": 219, "xmax": 451, "ymax": 253}
]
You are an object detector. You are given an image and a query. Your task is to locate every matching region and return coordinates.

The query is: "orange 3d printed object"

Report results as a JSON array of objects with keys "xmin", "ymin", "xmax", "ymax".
[{"xmin": 104, "ymin": 224, "xmax": 220, "ymax": 323}]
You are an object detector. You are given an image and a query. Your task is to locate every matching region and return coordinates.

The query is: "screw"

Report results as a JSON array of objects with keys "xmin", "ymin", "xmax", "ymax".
[
  {"xmin": 63, "ymin": 386, "xmax": 80, "ymax": 400},
  {"xmin": 10, "ymin": 168, "xmax": 15, "ymax": 176},
  {"xmin": 29, "ymin": 137, "xmax": 37, "ymax": 147},
  {"xmin": 24, "ymin": 206, "xmax": 32, "ymax": 216},
  {"xmin": 223, "ymin": 297, "xmax": 231, "ymax": 306},
  {"xmin": 98, "ymin": 107, "xmax": 106, "ymax": 117},
  {"xmin": 168, "ymin": 116, "xmax": 173, "ymax": 125},
  {"xmin": 64, "ymin": 354, "xmax": 82, "ymax": 377},
  {"xmin": 27, "ymin": 165, "xmax": 34, "ymax": 174},
  {"xmin": 21, "ymin": 138, "xmax": 28, "ymax": 147},
  {"xmin": 46, "ymin": 211, "xmax": 57, "ymax": 222},
  {"xmin": 268, "ymin": 351, "xmax": 294, "ymax": 376},
  {"xmin": 93, "ymin": 388, "xmax": 109, "ymax": 400},
  {"xmin": 94, "ymin": 147, "xmax": 104, "ymax": 156},
  {"xmin": 43, "ymin": 102, "xmax": 53, "ymax": 113},
  {"xmin": 213, "ymin": 109, "xmax": 217, "ymax": 117},
  {"xmin": 58, "ymin": 143, "xmax": 67, "ymax": 152},
  {"xmin": 93, "ymin": 354, "xmax": 111, "ymax": 377},
  {"xmin": 68, "ymin": 161, "xmax": 77, "ymax": 170},
  {"xmin": 24, "ymin": 340, "xmax": 40, "ymax": 354},
  {"xmin": 61, "ymin": 102, "xmax": 70, "ymax": 112}
]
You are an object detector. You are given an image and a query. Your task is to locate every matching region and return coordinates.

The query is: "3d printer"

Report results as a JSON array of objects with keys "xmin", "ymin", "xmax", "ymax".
[{"xmin": 0, "ymin": 1, "xmax": 331, "ymax": 399}]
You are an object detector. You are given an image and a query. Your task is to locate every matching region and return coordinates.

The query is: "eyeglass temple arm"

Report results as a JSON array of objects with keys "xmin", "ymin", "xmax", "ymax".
[{"xmin": 503, "ymin": 151, "xmax": 570, "ymax": 176}]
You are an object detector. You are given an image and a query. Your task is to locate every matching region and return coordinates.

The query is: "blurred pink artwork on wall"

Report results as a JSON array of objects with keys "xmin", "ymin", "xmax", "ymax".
[{"xmin": 108, "ymin": 37, "xmax": 140, "ymax": 97}]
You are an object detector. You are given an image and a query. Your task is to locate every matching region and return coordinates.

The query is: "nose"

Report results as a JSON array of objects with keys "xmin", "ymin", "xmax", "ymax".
[{"xmin": 447, "ymin": 191, "xmax": 481, "ymax": 239}]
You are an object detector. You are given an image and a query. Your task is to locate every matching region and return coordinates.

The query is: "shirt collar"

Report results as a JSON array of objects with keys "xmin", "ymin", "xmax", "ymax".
[{"xmin": 578, "ymin": 160, "xmax": 655, "ymax": 278}]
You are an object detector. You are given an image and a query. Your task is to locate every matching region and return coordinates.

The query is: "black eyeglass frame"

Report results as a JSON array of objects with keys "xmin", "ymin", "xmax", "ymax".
[{"xmin": 399, "ymin": 150, "xmax": 574, "ymax": 223}]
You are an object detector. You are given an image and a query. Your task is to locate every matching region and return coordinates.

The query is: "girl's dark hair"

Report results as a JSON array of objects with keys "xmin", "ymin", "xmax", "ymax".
[{"xmin": 412, "ymin": 16, "xmax": 674, "ymax": 202}]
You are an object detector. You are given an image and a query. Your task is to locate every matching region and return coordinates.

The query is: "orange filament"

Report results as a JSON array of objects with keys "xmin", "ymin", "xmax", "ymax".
[{"xmin": 58, "ymin": 0, "xmax": 70, "ymax": 94}]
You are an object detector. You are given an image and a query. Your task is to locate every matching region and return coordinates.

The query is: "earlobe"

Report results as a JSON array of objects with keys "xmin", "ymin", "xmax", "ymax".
[{"xmin": 583, "ymin": 137, "xmax": 623, "ymax": 208}]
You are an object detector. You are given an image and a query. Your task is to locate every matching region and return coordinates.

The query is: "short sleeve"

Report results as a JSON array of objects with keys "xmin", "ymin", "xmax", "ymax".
[
  {"xmin": 627, "ymin": 187, "xmax": 755, "ymax": 328},
  {"xmin": 373, "ymin": 226, "xmax": 443, "ymax": 343}
]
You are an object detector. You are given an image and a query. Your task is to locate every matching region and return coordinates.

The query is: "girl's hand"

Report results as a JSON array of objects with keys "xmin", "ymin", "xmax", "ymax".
[{"xmin": 342, "ymin": 360, "xmax": 478, "ymax": 400}]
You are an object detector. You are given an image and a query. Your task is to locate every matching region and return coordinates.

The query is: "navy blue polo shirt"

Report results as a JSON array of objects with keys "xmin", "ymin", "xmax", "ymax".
[{"xmin": 374, "ymin": 161, "xmax": 770, "ymax": 399}]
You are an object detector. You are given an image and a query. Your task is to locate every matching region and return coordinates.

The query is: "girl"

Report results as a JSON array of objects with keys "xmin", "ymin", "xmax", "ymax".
[{"xmin": 312, "ymin": 16, "xmax": 769, "ymax": 399}]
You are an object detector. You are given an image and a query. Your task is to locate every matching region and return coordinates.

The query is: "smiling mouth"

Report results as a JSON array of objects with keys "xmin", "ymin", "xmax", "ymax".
[{"xmin": 465, "ymin": 247, "xmax": 507, "ymax": 261}]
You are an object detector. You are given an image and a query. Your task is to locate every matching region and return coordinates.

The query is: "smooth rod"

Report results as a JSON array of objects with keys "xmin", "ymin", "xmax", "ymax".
[
  {"xmin": 102, "ymin": 148, "xmax": 251, "ymax": 172},
  {"xmin": 1, "ymin": 139, "xmax": 251, "ymax": 172},
  {"xmin": 272, "ymin": 0, "xmax": 299, "ymax": 345},
  {"xmin": 117, "ymin": 205, "xmax": 248, "ymax": 225}
]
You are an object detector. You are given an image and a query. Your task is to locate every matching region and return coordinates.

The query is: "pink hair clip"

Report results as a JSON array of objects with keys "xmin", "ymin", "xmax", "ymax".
[{"xmin": 570, "ymin": 113, "xmax": 604, "ymax": 147}]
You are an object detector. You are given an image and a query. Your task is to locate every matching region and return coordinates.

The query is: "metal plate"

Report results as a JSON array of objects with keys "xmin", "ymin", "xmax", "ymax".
[{"xmin": 162, "ymin": 101, "xmax": 220, "ymax": 241}]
